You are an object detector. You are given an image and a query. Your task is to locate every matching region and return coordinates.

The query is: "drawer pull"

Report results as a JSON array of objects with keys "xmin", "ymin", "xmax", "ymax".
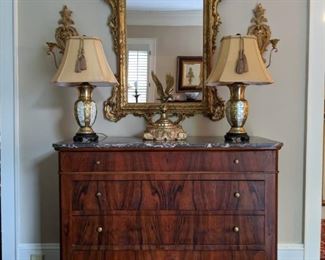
[
  {"xmin": 97, "ymin": 227, "xmax": 103, "ymax": 233},
  {"xmin": 96, "ymin": 161, "xmax": 101, "ymax": 165},
  {"xmin": 234, "ymin": 159, "xmax": 240, "ymax": 164},
  {"xmin": 96, "ymin": 192, "xmax": 102, "ymax": 197},
  {"xmin": 234, "ymin": 192, "xmax": 241, "ymax": 198},
  {"xmin": 233, "ymin": 226, "xmax": 240, "ymax": 233}
]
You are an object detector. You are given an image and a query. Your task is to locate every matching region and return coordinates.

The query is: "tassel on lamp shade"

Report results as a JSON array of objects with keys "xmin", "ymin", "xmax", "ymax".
[
  {"xmin": 207, "ymin": 35, "xmax": 273, "ymax": 142},
  {"xmin": 52, "ymin": 36, "xmax": 118, "ymax": 142}
]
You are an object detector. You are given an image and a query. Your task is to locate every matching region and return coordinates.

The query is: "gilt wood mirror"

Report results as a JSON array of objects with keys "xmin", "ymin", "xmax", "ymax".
[{"xmin": 103, "ymin": 0, "xmax": 225, "ymax": 122}]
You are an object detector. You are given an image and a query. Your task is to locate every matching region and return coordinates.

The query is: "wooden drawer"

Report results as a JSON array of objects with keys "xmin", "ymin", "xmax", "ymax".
[
  {"xmin": 71, "ymin": 215, "xmax": 265, "ymax": 248},
  {"xmin": 60, "ymin": 150, "xmax": 276, "ymax": 172},
  {"xmin": 72, "ymin": 251, "xmax": 104, "ymax": 260},
  {"xmin": 193, "ymin": 181, "xmax": 265, "ymax": 211},
  {"xmin": 71, "ymin": 251, "xmax": 266, "ymax": 260},
  {"xmin": 72, "ymin": 181, "xmax": 143, "ymax": 211},
  {"xmin": 72, "ymin": 180, "xmax": 265, "ymax": 212},
  {"xmin": 72, "ymin": 251, "xmax": 267, "ymax": 260}
]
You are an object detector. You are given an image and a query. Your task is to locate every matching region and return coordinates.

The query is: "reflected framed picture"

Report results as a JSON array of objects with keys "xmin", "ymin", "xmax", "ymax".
[{"xmin": 176, "ymin": 56, "xmax": 203, "ymax": 92}]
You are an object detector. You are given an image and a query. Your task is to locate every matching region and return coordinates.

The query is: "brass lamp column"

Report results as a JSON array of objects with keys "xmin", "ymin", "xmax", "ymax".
[
  {"xmin": 225, "ymin": 83, "xmax": 249, "ymax": 141},
  {"xmin": 74, "ymin": 83, "xmax": 98, "ymax": 142},
  {"xmin": 207, "ymin": 35, "xmax": 273, "ymax": 142},
  {"xmin": 52, "ymin": 36, "xmax": 118, "ymax": 142}
]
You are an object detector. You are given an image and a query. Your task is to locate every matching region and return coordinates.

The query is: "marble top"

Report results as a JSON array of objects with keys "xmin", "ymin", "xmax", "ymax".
[{"xmin": 53, "ymin": 136, "xmax": 283, "ymax": 151}]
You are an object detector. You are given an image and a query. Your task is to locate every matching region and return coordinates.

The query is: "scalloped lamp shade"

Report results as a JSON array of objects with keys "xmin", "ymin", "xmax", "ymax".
[
  {"xmin": 207, "ymin": 35, "xmax": 273, "ymax": 86},
  {"xmin": 52, "ymin": 36, "xmax": 118, "ymax": 87}
]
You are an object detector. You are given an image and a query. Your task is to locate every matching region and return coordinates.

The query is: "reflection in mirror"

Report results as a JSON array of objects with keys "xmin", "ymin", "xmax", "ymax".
[{"xmin": 126, "ymin": 0, "xmax": 203, "ymax": 104}]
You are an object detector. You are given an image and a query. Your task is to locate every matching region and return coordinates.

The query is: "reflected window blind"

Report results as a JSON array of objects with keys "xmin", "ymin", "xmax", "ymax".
[{"xmin": 128, "ymin": 50, "xmax": 149, "ymax": 103}]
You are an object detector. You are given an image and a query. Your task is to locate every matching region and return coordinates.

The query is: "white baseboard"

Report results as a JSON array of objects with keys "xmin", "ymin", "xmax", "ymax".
[
  {"xmin": 18, "ymin": 244, "xmax": 59, "ymax": 260},
  {"xmin": 18, "ymin": 243, "xmax": 304, "ymax": 260},
  {"xmin": 278, "ymin": 244, "xmax": 304, "ymax": 260}
]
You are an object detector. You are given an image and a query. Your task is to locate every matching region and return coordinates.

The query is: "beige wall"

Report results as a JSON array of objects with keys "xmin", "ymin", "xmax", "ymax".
[{"xmin": 18, "ymin": 0, "xmax": 307, "ymax": 244}]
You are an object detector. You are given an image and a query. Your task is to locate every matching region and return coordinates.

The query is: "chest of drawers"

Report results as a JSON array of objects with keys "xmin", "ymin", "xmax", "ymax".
[{"xmin": 54, "ymin": 137, "xmax": 282, "ymax": 260}]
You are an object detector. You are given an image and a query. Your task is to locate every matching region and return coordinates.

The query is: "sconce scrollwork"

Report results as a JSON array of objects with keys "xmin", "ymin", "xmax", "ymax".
[
  {"xmin": 247, "ymin": 3, "xmax": 279, "ymax": 68},
  {"xmin": 46, "ymin": 5, "xmax": 79, "ymax": 68}
]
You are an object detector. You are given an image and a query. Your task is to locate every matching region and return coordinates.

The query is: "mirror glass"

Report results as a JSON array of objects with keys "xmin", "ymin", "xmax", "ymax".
[{"xmin": 126, "ymin": 0, "xmax": 204, "ymax": 104}]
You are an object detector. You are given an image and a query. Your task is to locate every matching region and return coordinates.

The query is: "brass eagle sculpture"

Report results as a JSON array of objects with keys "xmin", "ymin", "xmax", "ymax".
[{"xmin": 151, "ymin": 71, "xmax": 174, "ymax": 103}]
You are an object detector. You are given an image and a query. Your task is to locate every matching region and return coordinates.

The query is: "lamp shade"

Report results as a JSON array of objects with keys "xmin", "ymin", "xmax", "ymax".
[
  {"xmin": 207, "ymin": 35, "xmax": 273, "ymax": 86},
  {"xmin": 52, "ymin": 36, "xmax": 118, "ymax": 87}
]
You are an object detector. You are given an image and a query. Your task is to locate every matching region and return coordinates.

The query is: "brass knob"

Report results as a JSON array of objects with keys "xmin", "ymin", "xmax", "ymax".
[
  {"xmin": 96, "ymin": 192, "xmax": 102, "ymax": 197},
  {"xmin": 233, "ymin": 226, "xmax": 240, "ymax": 233},
  {"xmin": 96, "ymin": 161, "xmax": 101, "ymax": 165},
  {"xmin": 97, "ymin": 227, "xmax": 103, "ymax": 233},
  {"xmin": 234, "ymin": 159, "xmax": 240, "ymax": 164},
  {"xmin": 234, "ymin": 192, "xmax": 241, "ymax": 198}
]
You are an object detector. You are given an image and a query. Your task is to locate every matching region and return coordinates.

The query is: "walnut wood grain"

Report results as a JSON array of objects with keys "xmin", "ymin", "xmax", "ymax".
[
  {"xmin": 142, "ymin": 180, "xmax": 193, "ymax": 210},
  {"xmin": 265, "ymin": 173, "xmax": 277, "ymax": 260},
  {"xmin": 60, "ymin": 150, "xmax": 276, "ymax": 172},
  {"xmin": 71, "ymin": 215, "xmax": 264, "ymax": 248},
  {"xmin": 72, "ymin": 180, "xmax": 265, "ymax": 213},
  {"xmin": 71, "ymin": 250, "xmax": 266, "ymax": 260},
  {"xmin": 72, "ymin": 181, "xmax": 142, "ymax": 211},
  {"xmin": 58, "ymin": 147, "xmax": 280, "ymax": 260},
  {"xmin": 60, "ymin": 175, "xmax": 72, "ymax": 260},
  {"xmin": 72, "ymin": 251, "xmax": 104, "ymax": 260},
  {"xmin": 193, "ymin": 181, "xmax": 265, "ymax": 211}
]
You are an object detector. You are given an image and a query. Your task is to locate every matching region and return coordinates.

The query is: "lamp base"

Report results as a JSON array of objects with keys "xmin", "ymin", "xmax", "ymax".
[
  {"xmin": 73, "ymin": 83, "xmax": 99, "ymax": 143},
  {"xmin": 225, "ymin": 132, "xmax": 250, "ymax": 143},
  {"xmin": 73, "ymin": 133, "xmax": 99, "ymax": 143},
  {"xmin": 224, "ymin": 83, "xmax": 249, "ymax": 143}
]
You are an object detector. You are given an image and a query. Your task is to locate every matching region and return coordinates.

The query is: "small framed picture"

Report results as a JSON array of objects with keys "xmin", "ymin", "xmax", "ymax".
[{"xmin": 176, "ymin": 56, "xmax": 203, "ymax": 92}]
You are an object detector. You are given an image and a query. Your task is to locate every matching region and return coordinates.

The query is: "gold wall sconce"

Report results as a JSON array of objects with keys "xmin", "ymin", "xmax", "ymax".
[
  {"xmin": 248, "ymin": 3, "xmax": 279, "ymax": 68},
  {"xmin": 46, "ymin": 5, "xmax": 79, "ymax": 68}
]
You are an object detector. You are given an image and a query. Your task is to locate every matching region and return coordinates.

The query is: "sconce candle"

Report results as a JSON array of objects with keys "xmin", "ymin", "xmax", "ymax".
[
  {"xmin": 207, "ymin": 35, "xmax": 273, "ymax": 142},
  {"xmin": 52, "ymin": 36, "xmax": 118, "ymax": 142}
]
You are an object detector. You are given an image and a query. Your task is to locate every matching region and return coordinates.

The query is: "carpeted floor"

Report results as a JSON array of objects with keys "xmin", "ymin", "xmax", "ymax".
[{"xmin": 320, "ymin": 219, "xmax": 325, "ymax": 260}]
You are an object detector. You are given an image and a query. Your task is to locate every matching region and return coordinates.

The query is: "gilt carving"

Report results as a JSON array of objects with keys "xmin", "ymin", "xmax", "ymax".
[
  {"xmin": 247, "ymin": 3, "xmax": 279, "ymax": 65},
  {"xmin": 211, "ymin": 0, "xmax": 222, "ymax": 54},
  {"xmin": 206, "ymin": 87, "xmax": 225, "ymax": 121},
  {"xmin": 103, "ymin": 85, "xmax": 127, "ymax": 122},
  {"xmin": 46, "ymin": 5, "xmax": 79, "ymax": 68},
  {"xmin": 104, "ymin": 0, "xmax": 128, "ymax": 122},
  {"xmin": 105, "ymin": 0, "xmax": 119, "ymax": 55}
]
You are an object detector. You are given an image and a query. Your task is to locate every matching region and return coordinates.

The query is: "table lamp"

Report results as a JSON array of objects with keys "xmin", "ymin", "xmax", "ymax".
[
  {"xmin": 52, "ymin": 36, "xmax": 118, "ymax": 142},
  {"xmin": 207, "ymin": 35, "xmax": 273, "ymax": 142}
]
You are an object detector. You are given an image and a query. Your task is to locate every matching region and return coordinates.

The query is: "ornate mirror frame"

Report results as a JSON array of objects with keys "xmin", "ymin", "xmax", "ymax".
[{"xmin": 103, "ymin": 0, "xmax": 225, "ymax": 122}]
